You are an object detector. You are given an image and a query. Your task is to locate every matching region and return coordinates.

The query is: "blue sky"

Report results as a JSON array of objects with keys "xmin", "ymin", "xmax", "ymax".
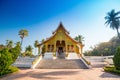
[{"xmin": 0, "ymin": 0, "xmax": 120, "ymax": 54}]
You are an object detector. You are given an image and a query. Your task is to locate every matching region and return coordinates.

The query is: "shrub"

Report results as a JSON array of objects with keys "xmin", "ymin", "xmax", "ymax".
[
  {"xmin": 9, "ymin": 45, "xmax": 20, "ymax": 62},
  {"xmin": 0, "ymin": 66, "xmax": 18, "ymax": 76},
  {"xmin": 113, "ymin": 46, "xmax": 120, "ymax": 70},
  {"xmin": 104, "ymin": 66, "xmax": 120, "ymax": 74},
  {"xmin": 0, "ymin": 48, "xmax": 13, "ymax": 76}
]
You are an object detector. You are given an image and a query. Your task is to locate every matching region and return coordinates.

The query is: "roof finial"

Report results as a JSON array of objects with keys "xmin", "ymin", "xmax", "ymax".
[{"xmin": 60, "ymin": 21, "xmax": 62, "ymax": 24}]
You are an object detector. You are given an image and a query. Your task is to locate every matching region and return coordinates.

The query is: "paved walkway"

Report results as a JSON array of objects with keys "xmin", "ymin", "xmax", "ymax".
[
  {"xmin": 1, "ymin": 68, "xmax": 120, "ymax": 80},
  {"xmin": 1, "ymin": 62, "xmax": 120, "ymax": 80}
]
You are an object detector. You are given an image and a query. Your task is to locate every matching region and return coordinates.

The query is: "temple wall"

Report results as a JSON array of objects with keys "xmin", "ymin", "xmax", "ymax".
[{"xmin": 38, "ymin": 25, "xmax": 83, "ymax": 55}]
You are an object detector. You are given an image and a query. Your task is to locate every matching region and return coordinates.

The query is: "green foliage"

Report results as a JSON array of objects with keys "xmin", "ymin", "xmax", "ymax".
[
  {"xmin": 84, "ymin": 36, "xmax": 120, "ymax": 56},
  {"xmin": 9, "ymin": 43, "xmax": 21, "ymax": 62},
  {"xmin": 74, "ymin": 35, "xmax": 84, "ymax": 43},
  {"xmin": 34, "ymin": 40, "xmax": 39, "ymax": 48},
  {"xmin": 0, "ymin": 66, "xmax": 18, "ymax": 76},
  {"xmin": 0, "ymin": 45, "xmax": 4, "ymax": 51},
  {"xmin": 0, "ymin": 48, "xmax": 13, "ymax": 75},
  {"xmin": 105, "ymin": 9, "xmax": 120, "ymax": 38},
  {"xmin": 113, "ymin": 46, "xmax": 120, "ymax": 70},
  {"xmin": 18, "ymin": 29, "xmax": 28, "ymax": 38},
  {"xmin": 42, "ymin": 45, "xmax": 45, "ymax": 54},
  {"xmin": 0, "ymin": 41, "xmax": 20, "ymax": 76},
  {"xmin": 104, "ymin": 66, "xmax": 120, "ymax": 74},
  {"xmin": 22, "ymin": 45, "xmax": 33, "ymax": 57},
  {"xmin": 6, "ymin": 40, "xmax": 13, "ymax": 49}
]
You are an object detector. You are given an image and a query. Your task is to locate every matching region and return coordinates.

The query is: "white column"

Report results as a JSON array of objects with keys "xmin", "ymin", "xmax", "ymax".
[{"xmin": 40, "ymin": 45, "xmax": 43, "ymax": 54}]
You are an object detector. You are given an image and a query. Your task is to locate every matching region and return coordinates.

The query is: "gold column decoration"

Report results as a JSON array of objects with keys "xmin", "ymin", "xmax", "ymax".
[
  {"xmin": 53, "ymin": 39, "xmax": 56, "ymax": 57},
  {"xmin": 65, "ymin": 42, "xmax": 68, "ymax": 57}
]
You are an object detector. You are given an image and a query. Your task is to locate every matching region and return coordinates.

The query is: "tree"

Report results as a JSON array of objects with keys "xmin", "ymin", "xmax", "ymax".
[
  {"xmin": 9, "ymin": 42, "xmax": 21, "ymax": 62},
  {"xmin": 84, "ymin": 36, "xmax": 120, "ymax": 56},
  {"xmin": 23, "ymin": 45, "xmax": 33, "ymax": 56},
  {"xmin": 0, "ymin": 45, "xmax": 4, "ymax": 51},
  {"xmin": 34, "ymin": 40, "xmax": 39, "ymax": 55},
  {"xmin": 113, "ymin": 46, "xmax": 120, "ymax": 70},
  {"xmin": 74, "ymin": 35, "xmax": 84, "ymax": 43},
  {"xmin": 18, "ymin": 29, "xmax": 28, "ymax": 48},
  {"xmin": 105, "ymin": 9, "xmax": 120, "ymax": 39},
  {"xmin": 6, "ymin": 40, "xmax": 13, "ymax": 49},
  {"xmin": 15, "ymin": 42, "xmax": 21, "ymax": 47}
]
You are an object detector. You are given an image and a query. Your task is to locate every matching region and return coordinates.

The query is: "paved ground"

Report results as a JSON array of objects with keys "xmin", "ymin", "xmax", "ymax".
[
  {"xmin": 1, "ymin": 68, "xmax": 120, "ymax": 80},
  {"xmin": 1, "ymin": 62, "xmax": 120, "ymax": 80}
]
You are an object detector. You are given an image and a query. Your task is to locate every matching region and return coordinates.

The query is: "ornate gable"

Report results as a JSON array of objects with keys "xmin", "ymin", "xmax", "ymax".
[{"xmin": 52, "ymin": 22, "xmax": 69, "ymax": 34}]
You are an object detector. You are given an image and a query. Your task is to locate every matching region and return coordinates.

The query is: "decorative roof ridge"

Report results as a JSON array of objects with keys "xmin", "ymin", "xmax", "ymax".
[{"xmin": 52, "ymin": 22, "xmax": 69, "ymax": 34}]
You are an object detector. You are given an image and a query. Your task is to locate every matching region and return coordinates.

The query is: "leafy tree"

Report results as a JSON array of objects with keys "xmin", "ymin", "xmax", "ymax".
[
  {"xmin": 18, "ymin": 29, "xmax": 28, "ymax": 48},
  {"xmin": 84, "ymin": 36, "xmax": 120, "ymax": 56},
  {"xmin": 113, "ymin": 46, "xmax": 120, "ymax": 70},
  {"xmin": 105, "ymin": 9, "xmax": 120, "ymax": 39}
]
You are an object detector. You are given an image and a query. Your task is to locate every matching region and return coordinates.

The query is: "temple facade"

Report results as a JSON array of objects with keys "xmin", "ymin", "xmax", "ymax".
[{"xmin": 38, "ymin": 22, "xmax": 84, "ymax": 57}]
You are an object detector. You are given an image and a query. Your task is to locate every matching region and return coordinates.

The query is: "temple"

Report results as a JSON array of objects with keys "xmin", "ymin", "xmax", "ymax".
[{"xmin": 37, "ymin": 22, "xmax": 84, "ymax": 58}]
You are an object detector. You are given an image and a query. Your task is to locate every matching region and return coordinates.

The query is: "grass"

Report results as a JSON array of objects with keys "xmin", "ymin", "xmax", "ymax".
[
  {"xmin": 0, "ymin": 66, "xmax": 19, "ymax": 77},
  {"xmin": 104, "ymin": 65, "xmax": 120, "ymax": 75}
]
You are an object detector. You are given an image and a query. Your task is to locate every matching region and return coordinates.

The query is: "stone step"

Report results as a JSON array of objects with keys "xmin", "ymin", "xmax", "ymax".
[
  {"xmin": 12, "ymin": 57, "xmax": 35, "ymax": 68},
  {"xmin": 35, "ymin": 59, "xmax": 88, "ymax": 69},
  {"xmin": 56, "ymin": 52, "xmax": 65, "ymax": 59}
]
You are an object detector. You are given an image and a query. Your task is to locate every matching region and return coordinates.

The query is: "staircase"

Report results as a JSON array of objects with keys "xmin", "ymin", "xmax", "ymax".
[
  {"xmin": 56, "ymin": 52, "xmax": 65, "ymax": 59},
  {"xmin": 35, "ymin": 59, "xmax": 88, "ymax": 69},
  {"xmin": 12, "ymin": 56, "xmax": 35, "ymax": 68}
]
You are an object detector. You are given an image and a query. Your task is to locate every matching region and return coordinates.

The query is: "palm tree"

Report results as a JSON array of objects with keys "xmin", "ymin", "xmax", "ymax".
[
  {"xmin": 74, "ymin": 35, "xmax": 84, "ymax": 43},
  {"xmin": 78, "ymin": 35, "xmax": 84, "ymax": 43},
  {"xmin": 25, "ymin": 45, "xmax": 33, "ymax": 52},
  {"xmin": 105, "ymin": 9, "xmax": 120, "ymax": 39},
  {"xmin": 34, "ymin": 40, "xmax": 39, "ymax": 54},
  {"xmin": 25, "ymin": 45, "xmax": 33, "ymax": 56},
  {"xmin": 18, "ymin": 29, "xmax": 28, "ymax": 48}
]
